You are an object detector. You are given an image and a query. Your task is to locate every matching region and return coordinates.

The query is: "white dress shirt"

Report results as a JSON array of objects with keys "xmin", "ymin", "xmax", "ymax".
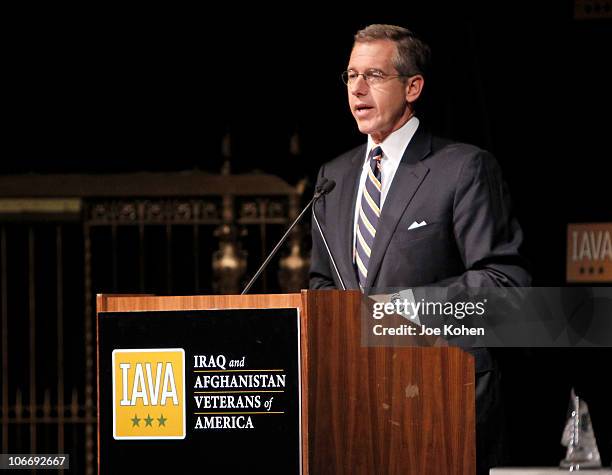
[{"xmin": 352, "ymin": 116, "xmax": 420, "ymax": 260}]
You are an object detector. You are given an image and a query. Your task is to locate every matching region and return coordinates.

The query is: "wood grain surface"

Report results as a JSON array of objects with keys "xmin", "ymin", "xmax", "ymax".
[
  {"xmin": 304, "ymin": 290, "xmax": 475, "ymax": 475},
  {"xmin": 97, "ymin": 290, "xmax": 475, "ymax": 474}
]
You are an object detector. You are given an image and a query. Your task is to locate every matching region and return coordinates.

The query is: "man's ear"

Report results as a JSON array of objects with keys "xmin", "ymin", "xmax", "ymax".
[{"xmin": 405, "ymin": 75, "xmax": 425, "ymax": 104}]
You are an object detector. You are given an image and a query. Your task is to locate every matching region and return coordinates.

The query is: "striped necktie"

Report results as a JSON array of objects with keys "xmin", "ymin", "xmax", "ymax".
[{"xmin": 355, "ymin": 146, "xmax": 383, "ymax": 289}]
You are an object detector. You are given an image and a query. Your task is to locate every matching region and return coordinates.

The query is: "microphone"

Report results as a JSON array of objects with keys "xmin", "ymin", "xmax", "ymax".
[
  {"xmin": 241, "ymin": 178, "xmax": 337, "ymax": 295},
  {"xmin": 314, "ymin": 178, "xmax": 335, "ymax": 198},
  {"xmin": 311, "ymin": 182, "xmax": 346, "ymax": 290}
]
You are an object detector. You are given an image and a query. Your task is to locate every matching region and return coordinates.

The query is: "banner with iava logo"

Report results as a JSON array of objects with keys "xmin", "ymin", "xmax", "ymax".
[
  {"xmin": 567, "ymin": 223, "xmax": 612, "ymax": 282},
  {"xmin": 112, "ymin": 348, "xmax": 186, "ymax": 440}
]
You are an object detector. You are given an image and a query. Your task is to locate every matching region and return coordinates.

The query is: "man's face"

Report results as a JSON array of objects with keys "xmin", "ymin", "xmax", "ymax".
[{"xmin": 347, "ymin": 40, "xmax": 412, "ymax": 143}]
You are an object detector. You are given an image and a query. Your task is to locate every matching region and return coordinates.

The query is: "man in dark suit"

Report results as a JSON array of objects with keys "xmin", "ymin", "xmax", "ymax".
[{"xmin": 310, "ymin": 24, "xmax": 530, "ymax": 474}]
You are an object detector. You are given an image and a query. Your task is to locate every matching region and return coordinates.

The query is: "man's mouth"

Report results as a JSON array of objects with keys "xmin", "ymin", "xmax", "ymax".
[{"xmin": 355, "ymin": 104, "xmax": 374, "ymax": 117}]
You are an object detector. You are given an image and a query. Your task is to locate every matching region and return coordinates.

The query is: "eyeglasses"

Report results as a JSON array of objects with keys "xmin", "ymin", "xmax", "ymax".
[{"xmin": 341, "ymin": 69, "xmax": 408, "ymax": 86}]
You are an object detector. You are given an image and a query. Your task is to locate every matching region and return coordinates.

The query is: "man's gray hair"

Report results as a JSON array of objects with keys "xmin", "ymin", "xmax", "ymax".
[{"xmin": 354, "ymin": 24, "xmax": 431, "ymax": 79}]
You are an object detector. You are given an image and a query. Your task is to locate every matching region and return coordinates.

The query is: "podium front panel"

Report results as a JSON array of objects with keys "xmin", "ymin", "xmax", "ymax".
[{"xmin": 98, "ymin": 308, "xmax": 302, "ymax": 474}]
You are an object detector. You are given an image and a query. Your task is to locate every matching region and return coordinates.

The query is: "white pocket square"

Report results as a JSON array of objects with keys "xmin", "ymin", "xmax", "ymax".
[{"xmin": 408, "ymin": 220, "xmax": 427, "ymax": 230}]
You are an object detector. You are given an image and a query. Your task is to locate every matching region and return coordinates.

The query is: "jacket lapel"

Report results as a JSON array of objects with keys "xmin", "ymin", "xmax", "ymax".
[
  {"xmin": 364, "ymin": 127, "xmax": 433, "ymax": 288},
  {"xmin": 335, "ymin": 145, "xmax": 365, "ymax": 289}
]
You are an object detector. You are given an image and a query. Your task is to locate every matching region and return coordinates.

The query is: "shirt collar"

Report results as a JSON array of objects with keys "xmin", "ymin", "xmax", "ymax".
[{"xmin": 366, "ymin": 116, "xmax": 420, "ymax": 165}]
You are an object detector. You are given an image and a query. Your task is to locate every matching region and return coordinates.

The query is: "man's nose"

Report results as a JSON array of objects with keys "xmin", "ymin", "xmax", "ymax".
[{"xmin": 349, "ymin": 75, "xmax": 369, "ymax": 96}]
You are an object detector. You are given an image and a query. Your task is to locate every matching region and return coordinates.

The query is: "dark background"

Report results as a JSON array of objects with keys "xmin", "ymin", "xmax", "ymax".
[
  {"xmin": 4, "ymin": 4, "xmax": 611, "ymax": 279},
  {"xmin": 3, "ymin": 2, "xmax": 611, "ymax": 468}
]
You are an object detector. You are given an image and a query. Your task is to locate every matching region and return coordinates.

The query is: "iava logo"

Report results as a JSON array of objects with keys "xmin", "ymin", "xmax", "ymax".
[{"xmin": 112, "ymin": 348, "xmax": 186, "ymax": 440}]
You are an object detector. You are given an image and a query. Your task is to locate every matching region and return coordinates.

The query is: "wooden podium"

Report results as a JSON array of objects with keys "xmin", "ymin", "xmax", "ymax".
[{"xmin": 97, "ymin": 290, "xmax": 475, "ymax": 474}]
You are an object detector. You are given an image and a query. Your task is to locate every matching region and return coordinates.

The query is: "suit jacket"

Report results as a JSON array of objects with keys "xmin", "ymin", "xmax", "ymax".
[
  {"xmin": 309, "ymin": 126, "xmax": 530, "ymax": 473},
  {"xmin": 310, "ymin": 126, "xmax": 530, "ymax": 293}
]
